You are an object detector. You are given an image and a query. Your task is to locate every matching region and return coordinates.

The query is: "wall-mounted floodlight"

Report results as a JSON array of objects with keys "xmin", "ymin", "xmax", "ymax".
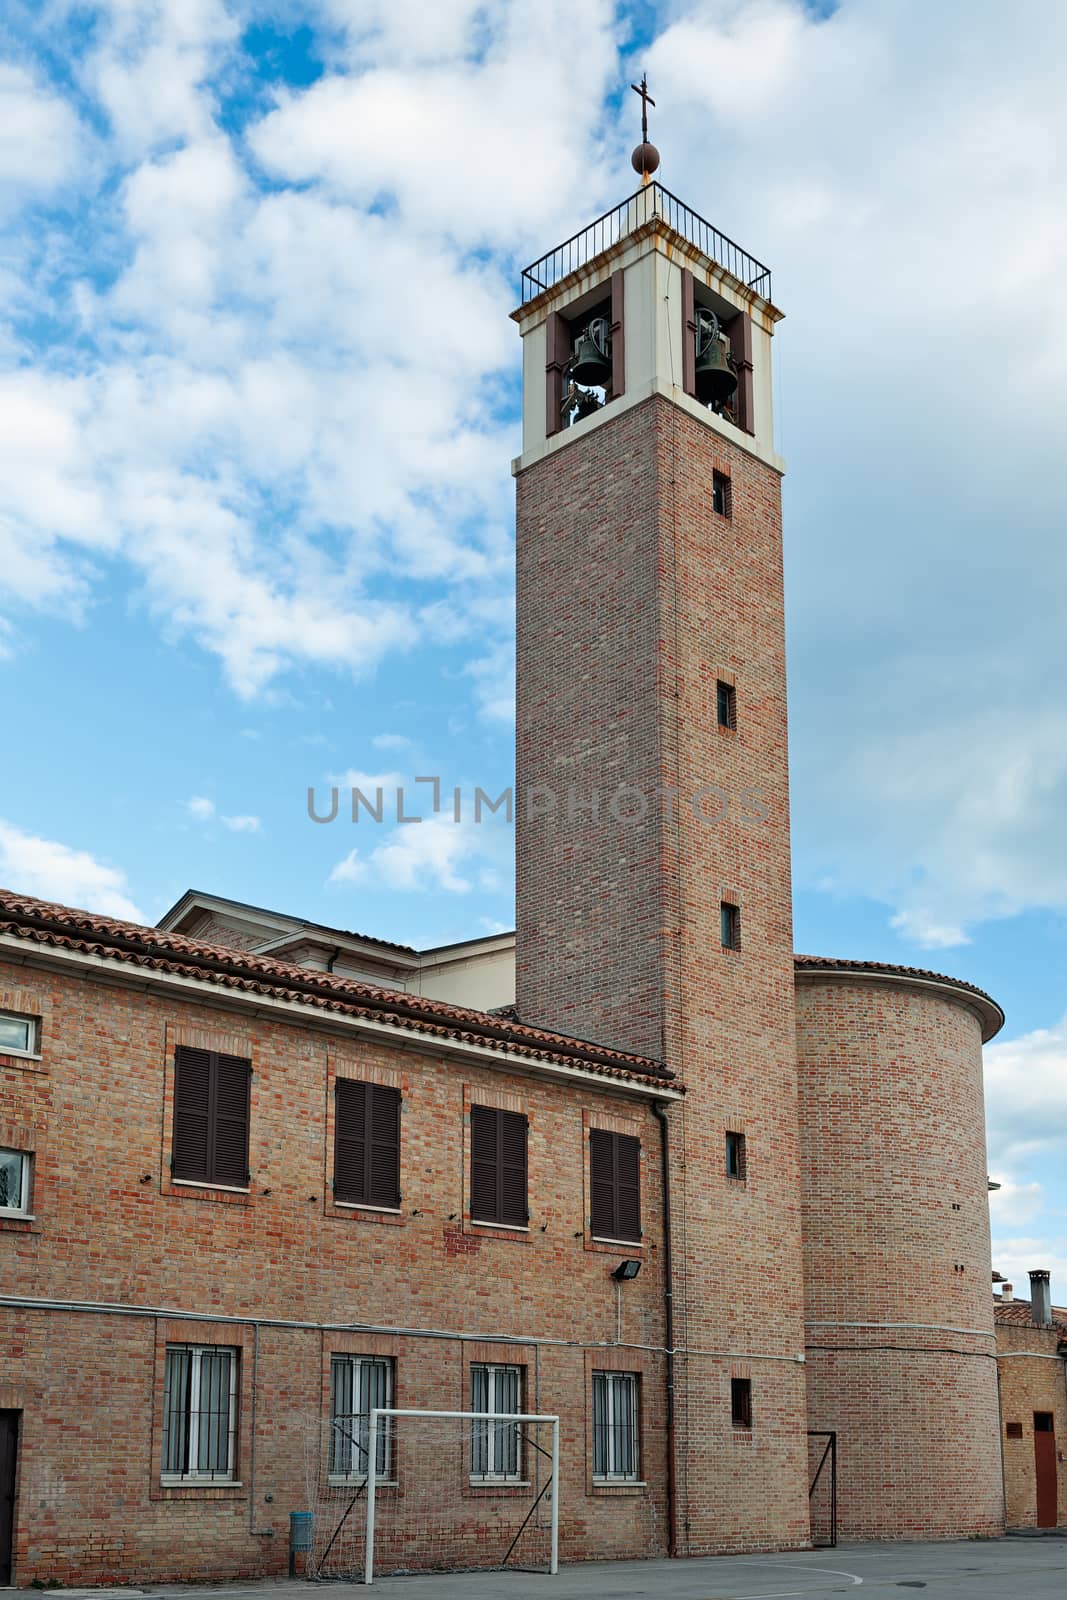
[{"xmin": 612, "ymin": 1259, "xmax": 642, "ymax": 1282}]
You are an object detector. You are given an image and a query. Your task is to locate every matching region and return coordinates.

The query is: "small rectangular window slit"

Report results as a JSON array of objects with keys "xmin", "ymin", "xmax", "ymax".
[
  {"xmin": 731, "ymin": 1377, "xmax": 752, "ymax": 1429},
  {"xmin": 721, "ymin": 901, "xmax": 741, "ymax": 951},
  {"xmin": 725, "ymin": 1131, "xmax": 746, "ymax": 1182},
  {"xmin": 712, "ymin": 470, "xmax": 732, "ymax": 518},
  {"xmin": 716, "ymin": 681, "xmax": 737, "ymax": 731}
]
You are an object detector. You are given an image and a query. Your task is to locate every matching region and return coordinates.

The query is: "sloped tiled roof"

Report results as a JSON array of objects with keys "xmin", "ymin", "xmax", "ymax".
[
  {"xmin": 0, "ymin": 888, "xmax": 676, "ymax": 1090},
  {"xmin": 994, "ymin": 1298, "xmax": 1067, "ymax": 1337},
  {"xmin": 794, "ymin": 953, "xmax": 1004, "ymax": 1041}
]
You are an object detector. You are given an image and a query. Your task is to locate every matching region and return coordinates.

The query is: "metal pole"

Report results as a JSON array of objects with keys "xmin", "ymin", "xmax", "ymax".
[
  {"xmin": 364, "ymin": 1409, "xmax": 379, "ymax": 1586},
  {"xmin": 550, "ymin": 1418, "xmax": 560, "ymax": 1575}
]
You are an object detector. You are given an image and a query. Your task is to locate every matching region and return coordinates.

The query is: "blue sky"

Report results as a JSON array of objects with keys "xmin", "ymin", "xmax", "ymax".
[{"xmin": 2, "ymin": 0, "xmax": 1066, "ymax": 1295}]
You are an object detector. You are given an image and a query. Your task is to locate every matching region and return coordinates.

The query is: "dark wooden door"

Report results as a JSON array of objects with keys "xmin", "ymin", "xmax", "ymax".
[
  {"xmin": 0, "ymin": 1410, "xmax": 18, "ymax": 1585},
  {"xmin": 1034, "ymin": 1412, "xmax": 1057, "ymax": 1529}
]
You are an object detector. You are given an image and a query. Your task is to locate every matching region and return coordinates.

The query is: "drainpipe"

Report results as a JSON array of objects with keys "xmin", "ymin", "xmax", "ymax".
[
  {"xmin": 652, "ymin": 1101, "xmax": 678, "ymax": 1558},
  {"xmin": 326, "ymin": 947, "xmax": 343, "ymax": 974}
]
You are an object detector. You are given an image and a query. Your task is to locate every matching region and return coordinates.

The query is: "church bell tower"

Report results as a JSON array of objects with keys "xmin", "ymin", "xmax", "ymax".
[{"xmin": 513, "ymin": 117, "xmax": 811, "ymax": 1552}]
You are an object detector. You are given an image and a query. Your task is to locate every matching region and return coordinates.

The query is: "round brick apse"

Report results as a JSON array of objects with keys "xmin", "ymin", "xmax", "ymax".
[{"xmin": 794, "ymin": 964, "xmax": 1005, "ymax": 1542}]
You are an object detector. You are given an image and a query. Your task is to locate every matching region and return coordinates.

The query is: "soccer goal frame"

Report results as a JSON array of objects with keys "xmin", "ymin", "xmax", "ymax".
[{"xmin": 363, "ymin": 1408, "xmax": 560, "ymax": 1584}]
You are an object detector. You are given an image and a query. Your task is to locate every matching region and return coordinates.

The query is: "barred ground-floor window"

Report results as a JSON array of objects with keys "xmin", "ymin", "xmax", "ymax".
[
  {"xmin": 592, "ymin": 1370, "xmax": 639, "ymax": 1481},
  {"xmin": 470, "ymin": 1362, "xmax": 523, "ymax": 1482},
  {"xmin": 329, "ymin": 1354, "xmax": 393, "ymax": 1480},
  {"xmin": 161, "ymin": 1344, "xmax": 238, "ymax": 1481}
]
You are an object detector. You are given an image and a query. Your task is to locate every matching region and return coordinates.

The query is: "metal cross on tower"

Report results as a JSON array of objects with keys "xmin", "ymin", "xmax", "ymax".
[{"xmin": 631, "ymin": 74, "xmax": 655, "ymax": 143}]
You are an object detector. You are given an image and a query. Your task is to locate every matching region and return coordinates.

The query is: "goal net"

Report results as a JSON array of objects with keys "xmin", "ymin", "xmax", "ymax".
[{"xmin": 302, "ymin": 1407, "xmax": 560, "ymax": 1583}]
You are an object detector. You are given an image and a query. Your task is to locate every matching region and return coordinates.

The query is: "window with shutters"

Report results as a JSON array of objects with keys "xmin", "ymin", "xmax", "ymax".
[
  {"xmin": 329, "ymin": 1355, "xmax": 394, "ymax": 1481},
  {"xmin": 334, "ymin": 1079, "xmax": 401, "ymax": 1210},
  {"xmin": 171, "ymin": 1046, "xmax": 251, "ymax": 1188},
  {"xmin": 470, "ymin": 1105, "xmax": 528, "ymax": 1227},
  {"xmin": 592, "ymin": 1371, "xmax": 639, "ymax": 1481},
  {"xmin": 589, "ymin": 1128, "xmax": 641, "ymax": 1243},
  {"xmin": 470, "ymin": 1363, "xmax": 523, "ymax": 1482},
  {"xmin": 161, "ymin": 1344, "xmax": 238, "ymax": 1481}
]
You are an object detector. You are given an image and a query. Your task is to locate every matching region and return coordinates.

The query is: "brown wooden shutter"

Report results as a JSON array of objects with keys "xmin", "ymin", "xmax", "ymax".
[
  {"xmin": 498, "ymin": 1108, "xmax": 528, "ymax": 1226},
  {"xmin": 470, "ymin": 1104, "xmax": 500, "ymax": 1222},
  {"xmin": 334, "ymin": 1080, "xmax": 401, "ymax": 1208},
  {"xmin": 213, "ymin": 1052, "xmax": 252, "ymax": 1186},
  {"xmin": 173, "ymin": 1046, "xmax": 212, "ymax": 1181},
  {"xmin": 589, "ymin": 1129, "xmax": 616, "ymax": 1238},
  {"xmin": 589, "ymin": 1129, "xmax": 641, "ymax": 1241},
  {"xmin": 470, "ymin": 1105, "xmax": 528, "ymax": 1225},
  {"xmin": 334, "ymin": 1078, "xmax": 367, "ymax": 1202},
  {"xmin": 367, "ymin": 1083, "xmax": 401, "ymax": 1208},
  {"xmin": 615, "ymin": 1133, "xmax": 641, "ymax": 1242},
  {"xmin": 172, "ymin": 1046, "xmax": 250, "ymax": 1186}
]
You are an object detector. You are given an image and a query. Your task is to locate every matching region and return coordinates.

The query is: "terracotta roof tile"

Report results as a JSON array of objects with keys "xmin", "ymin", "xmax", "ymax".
[
  {"xmin": 994, "ymin": 1298, "xmax": 1067, "ymax": 1336},
  {"xmin": 794, "ymin": 953, "xmax": 1003, "ymax": 1040},
  {"xmin": 0, "ymin": 888, "xmax": 677, "ymax": 1090}
]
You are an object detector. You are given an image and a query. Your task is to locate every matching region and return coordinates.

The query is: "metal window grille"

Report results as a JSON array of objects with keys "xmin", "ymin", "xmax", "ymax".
[
  {"xmin": 329, "ymin": 1356, "xmax": 393, "ymax": 1479},
  {"xmin": 470, "ymin": 1364, "xmax": 522, "ymax": 1480},
  {"xmin": 592, "ymin": 1371, "xmax": 639, "ymax": 1480},
  {"xmin": 0, "ymin": 1148, "xmax": 29, "ymax": 1213},
  {"xmin": 162, "ymin": 1345, "xmax": 238, "ymax": 1480}
]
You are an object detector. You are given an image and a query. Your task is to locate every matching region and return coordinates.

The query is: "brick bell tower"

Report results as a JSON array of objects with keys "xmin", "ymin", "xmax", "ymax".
[{"xmin": 513, "ymin": 117, "xmax": 811, "ymax": 1553}]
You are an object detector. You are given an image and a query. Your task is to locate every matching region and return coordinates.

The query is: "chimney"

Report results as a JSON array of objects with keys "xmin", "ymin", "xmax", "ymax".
[
  {"xmin": 1030, "ymin": 1269, "xmax": 1053, "ymax": 1326},
  {"xmin": 1001, "ymin": 1283, "xmax": 1013, "ymax": 1302}
]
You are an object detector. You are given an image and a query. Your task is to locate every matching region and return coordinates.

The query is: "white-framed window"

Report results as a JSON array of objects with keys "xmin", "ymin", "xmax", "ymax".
[
  {"xmin": 0, "ymin": 1148, "xmax": 31, "ymax": 1215},
  {"xmin": 470, "ymin": 1363, "xmax": 523, "ymax": 1481},
  {"xmin": 329, "ymin": 1355, "xmax": 393, "ymax": 1480},
  {"xmin": 161, "ymin": 1345, "xmax": 238, "ymax": 1481},
  {"xmin": 592, "ymin": 1370, "xmax": 639, "ymax": 1482},
  {"xmin": 0, "ymin": 1011, "xmax": 38, "ymax": 1058}
]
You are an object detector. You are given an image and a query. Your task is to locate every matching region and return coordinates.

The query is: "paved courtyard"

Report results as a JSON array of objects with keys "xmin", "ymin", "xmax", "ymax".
[{"xmin": 66, "ymin": 1536, "xmax": 1066, "ymax": 1600}]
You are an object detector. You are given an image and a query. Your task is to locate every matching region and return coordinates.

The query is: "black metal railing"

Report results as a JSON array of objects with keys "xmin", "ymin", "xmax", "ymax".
[{"xmin": 520, "ymin": 182, "xmax": 772, "ymax": 305}]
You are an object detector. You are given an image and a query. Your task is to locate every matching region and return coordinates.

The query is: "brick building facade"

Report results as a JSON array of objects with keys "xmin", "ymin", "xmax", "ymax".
[
  {"xmin": 995, "ymin": 1275, "xmax": 1067, "ymax": 1531},
  {"xmin": 0, "ymin": 176, "xmax": 1009, "ymax": 1582}
]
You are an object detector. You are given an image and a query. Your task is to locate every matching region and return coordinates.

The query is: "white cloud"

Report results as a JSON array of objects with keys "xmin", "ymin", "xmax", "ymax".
[
  {"xmin": 79, "ymin": 0, "xmax": 238, "ymax": 156},
  {"xmin": 187, "ymin": 796, "xmax": 260, "ymax": 832},
  {"xmin": 0, "ymin": 819, "xmax": 143, "ymax": 922},
  {"xmin": 0, "ymin": 62, "xmax": 82, "ymax": 202},
  {"xmin": 328, "ymin": 847, "xmax": 368, "ymax": 885},
  {"xmin": 250, "ymin": 0, "xmax": 618, "ymax": 249},
  {"xmin": 222, "ymin": 813, "xmax": 261, "ymax": 833},
  {"xmin": 328, "ymin": 810, "xmax": 511, "ymax": 896},
  {"xmin": 985, "ymin": 1018, "xmax": 1067, "ymax": 1171}
]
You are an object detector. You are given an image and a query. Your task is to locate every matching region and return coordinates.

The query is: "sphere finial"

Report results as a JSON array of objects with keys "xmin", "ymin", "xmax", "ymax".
[{"xmin": 630, "ymin": 74, "xmax": 660, "ymax": 183}]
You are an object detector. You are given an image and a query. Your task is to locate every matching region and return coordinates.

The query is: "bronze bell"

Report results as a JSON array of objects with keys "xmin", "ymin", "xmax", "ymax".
[
  {"xmin": 694, "ymin": 309, "xmax": 737, "ymax": 407},
  {"xmin": 570, "ymin": 316, "xmax": 612, "ymax": 387}
]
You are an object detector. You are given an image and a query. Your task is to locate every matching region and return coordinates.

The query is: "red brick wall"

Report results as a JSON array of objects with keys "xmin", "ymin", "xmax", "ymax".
[
  {"xmin": 0, "ymin": 956, "xmax": 671, "ymax": 1582},
  {"xmin": 515, "ymin": 395, "xmax": 811, "ymax": 1554},
  {"xmin": 996, "ymin": 1322, "xmax": 1067, "ymax": 1529},
  {"xmin": 796, "ymin": 976, "xmax": 1003, "ymax": 1539}
]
